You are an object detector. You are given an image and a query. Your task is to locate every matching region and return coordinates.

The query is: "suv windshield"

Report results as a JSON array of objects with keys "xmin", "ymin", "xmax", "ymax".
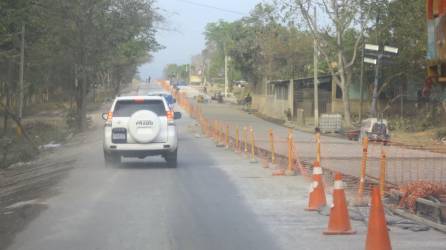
[{"xmin": 113, "ymin": 100, "xmax": 166, "ymax": 117}]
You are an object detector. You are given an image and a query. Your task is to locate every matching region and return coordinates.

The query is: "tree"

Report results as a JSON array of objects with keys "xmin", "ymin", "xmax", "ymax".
[
  {"xmin": 0, "ymin": 0, "xmax": 40, "ymax": 133},
  {"xmin": 163, "ymin": 64, "xmax": 189, "ymax": 82},
  {"xmin": 202, "ymin": 3, "xmax": 314, "ymax": 88},
  {"xmin": 373, "ymin": 0, "xmax": 426, "ymax": 102},
  {"xmin": 279, "ymin": 0, "xmax": 374, "ymax": 126},
  {"xmin": 0, "ymin": 0, "xmax": 162, "ymax": 133}
]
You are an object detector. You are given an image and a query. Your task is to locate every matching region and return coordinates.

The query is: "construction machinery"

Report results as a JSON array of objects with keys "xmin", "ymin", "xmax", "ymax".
[{"xmin": 425, "ymin": 0, "xmax": 446, "ymax": 95}]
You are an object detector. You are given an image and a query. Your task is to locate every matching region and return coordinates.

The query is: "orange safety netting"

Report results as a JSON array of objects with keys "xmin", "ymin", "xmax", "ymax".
[{"xmin": 398, "ymin": 181, "xmax": 446, "ymax": 212}]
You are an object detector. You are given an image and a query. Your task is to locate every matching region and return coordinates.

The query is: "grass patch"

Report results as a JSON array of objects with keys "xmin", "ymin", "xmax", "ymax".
[{"xmin": 1, "ymin": 120, "xmax": 69, "ymax": 169}]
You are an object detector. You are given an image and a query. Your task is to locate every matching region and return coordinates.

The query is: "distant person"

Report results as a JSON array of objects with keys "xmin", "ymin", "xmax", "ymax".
[
  {"xmin": 148, "ymin": 76, "xmax": 151, "ymax": 84},
  {"xmin": 416, "ymin": 89, "xmax": 429, "ymax": 109},
  {"xmin": 244, "ymin": 93, "xmax": 252, "ymax": 109},
  {"xmin": 245, "ymin": 93, "xmax": 252, "ymax": 105}
]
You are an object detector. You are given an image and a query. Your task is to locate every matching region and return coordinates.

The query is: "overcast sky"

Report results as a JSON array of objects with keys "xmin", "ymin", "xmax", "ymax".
[{"xmin": 138, "ymin": 0, "xmax": 263, "ymax": 79}]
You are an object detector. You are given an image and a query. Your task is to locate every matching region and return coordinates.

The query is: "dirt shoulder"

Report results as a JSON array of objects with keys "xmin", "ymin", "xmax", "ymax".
[
  {"xmin": 0, "ymin": 110, "xmax": 104, "ymax": 250},
  {"xmin": 0, "ymin": 84, "xmax": 137, "ymax": 250}
]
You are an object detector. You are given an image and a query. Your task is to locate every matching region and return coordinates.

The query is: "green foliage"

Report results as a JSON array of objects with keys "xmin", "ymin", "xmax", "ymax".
[
  {"xmin": 198, "ymin": 0, "xmax": 428, "ymax": 126},
  {"xmin": 202, "ymin": 3, "xmax": 314, "ymax": 85},
  {"xmin": 435, "ymin": 128, "xmax": 446, "ymax": 140},
  {"xmin": 163, "ymin": 64, "xmax": 190, "ymax": 82},
  {"xmin": 0, "ymin": 0, "xmax": 163, "ymax": 131},
  {"xmin": 389, "ymin": 106, "xmax": 443, "ymax": 132},
  {"xmin": 365, "ymin": 0, "xmax": 426, "ymax": 100},
  {"xmin": 65, "ymin": 109, "xmax": 81, "ymax": 132},
  {"xmin": 388, "ymin": 118, "xmax": 418, "ymax": 131},
  {"xmin": 1, "ymin": 121, "xmax": 68, "ymax": 168}
]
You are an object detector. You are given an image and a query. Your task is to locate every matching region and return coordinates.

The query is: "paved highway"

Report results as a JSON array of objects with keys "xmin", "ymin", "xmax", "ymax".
[
  {"xmin": 5, "ymin": 82, "xmax": 446, "ymax": 250},
  {"xmin": 5, "ymin": 82, "xmax": 281, "ymax": 250}
]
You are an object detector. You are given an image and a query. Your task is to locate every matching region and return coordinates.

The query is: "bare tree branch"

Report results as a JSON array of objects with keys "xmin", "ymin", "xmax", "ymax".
[
  {"xmin": 377, "ymin": 72, "xmax": 405, "ymax": 96},
  {"xmin": 0, "ymin": 102, "xmax": 40, "ymax": 152},
  {"xmin": 295, "ymin": 2, "xmax": 339, "ymax": 80},
  {"xmin": 382, "ymin": 94, "xmax": 402, "ymax": 114},
  {"xmin": 345, "ymin": 4, "xmax": 372, "ymax": 68},
  {"xmin": 321, "ymin": 0, "xmax": 337, "ymax": 25}
]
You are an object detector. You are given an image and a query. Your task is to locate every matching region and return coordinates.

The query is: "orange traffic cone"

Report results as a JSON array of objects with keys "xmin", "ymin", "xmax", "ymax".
[
  {"xmin": 305, "ymin": 161, "xmax": 327, "ymax": 211},
  {"xmin": 365, "ymin": 186, "xmax": 392, "ymax": 250},
  {"xmin": 323, "ymin": 172, "xmax": 356, "ymax": 235}
]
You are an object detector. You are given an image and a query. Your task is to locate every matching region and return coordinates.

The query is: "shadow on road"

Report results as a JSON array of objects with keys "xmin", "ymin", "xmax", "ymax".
[{"xmin": 119, "ymin": 158, "xmax": 174, "ymax": 169}]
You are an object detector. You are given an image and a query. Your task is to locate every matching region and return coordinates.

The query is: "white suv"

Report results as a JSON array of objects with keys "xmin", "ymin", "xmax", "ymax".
[{"xmin": 102, "ymin": 96, "xmax": 181, "ymax": 167}]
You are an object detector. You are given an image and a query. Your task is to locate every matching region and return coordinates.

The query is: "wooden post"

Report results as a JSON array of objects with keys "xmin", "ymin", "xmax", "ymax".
[
  {"xmin": 316, "ymin": 130, "xmax": 321, "ymax": 164},
  {"xmin": 243, "ymin": 126, "xmax": 248, "ymax": 155},
  {"xmin": 250, "ymin": 127, "xmax": 257, "ymax": 163},
  {"xmin": 285, "ymin": 129, "xmax": 296, "ymax": 176},
  {"xmin": 220, "ymin": 122, "xmax": 225, "ymax": 144},
  {"xmin": 269, "ymin": 128, "xmax": 276, "ymax": 164},
  {"xmin": 380, "ymin": 148, "xmax": 387, "ymax": 198},
  {"xmin": 216, "ymin": 121, "xmax": 225, "ymax": 147},
  {"xmin": 225, "ymin": 124, "xmax": 229, "ymax": 149},
  {"xmin": 356, "ymin": 136, "xmax": 369, "ymax": 205},
  {"xmin": 235, "ymin": 126, "xmax": 240, "ymax": 153},
  {"xmin": 214, "ymin": 121, "xmax": 218, "ymax": 141}
]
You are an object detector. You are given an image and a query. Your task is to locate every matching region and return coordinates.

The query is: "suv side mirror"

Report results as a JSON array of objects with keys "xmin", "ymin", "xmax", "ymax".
[
  {"xmin": 101, "ymin": 112, "xmax": 108, "ymax": 121},
  {"xmin": 174, "ymin": 112, "xmax": 182, "ymax": 120}
]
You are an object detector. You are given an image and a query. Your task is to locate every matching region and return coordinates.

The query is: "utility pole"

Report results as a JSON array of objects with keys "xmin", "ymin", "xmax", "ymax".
[
  {"xmin": 364, "ymin": 44, "xmax": 398, "ymax": 117},
  {"xmin": 18, "ymin": 23, "xmax": 25, "ymax": 121},
  {"xmin": 358, "ymin": 0, "xmax": 365, "ymax": 122},
  {"xmin": 313, "ymin": 7, "xmax": 319, "ymax": 128},
  {"xmin": 224, "ymin": 53, "xmax": 229, "ymax": 97},
  {"xmin": 400, "ymin": 85, "xmax": 404, "ymax": 120},
  {"xmin": 359, "ymin": 40, "xmax": 365, "ymax": 122},
  {"xmin": 370, "ymin": 54, "xmax": 382, "ymax": 117},
  {"xmin": 188, "ymin": 64, "xmax": 192, "ymax": 83}
]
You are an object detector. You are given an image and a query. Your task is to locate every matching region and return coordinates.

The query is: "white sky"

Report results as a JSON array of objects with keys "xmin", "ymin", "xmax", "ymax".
[{"xmin": 138, "ymin": 0, "xmax": 263, "ymax": 79}]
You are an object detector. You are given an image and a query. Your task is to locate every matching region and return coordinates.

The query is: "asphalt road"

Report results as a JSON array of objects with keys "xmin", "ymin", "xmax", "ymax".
[
  {"xmin": 6, "ymin": 83, "xmax": 279, "ymax": 250},
  {"xmin": 5, "ymin": 81, "xmax": 446, "ymax": 250}
]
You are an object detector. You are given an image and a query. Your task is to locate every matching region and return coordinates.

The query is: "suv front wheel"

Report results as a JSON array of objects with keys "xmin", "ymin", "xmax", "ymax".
[{"xmin": 164, "ymin": 149, "xmax": 178, "ymax": 167}]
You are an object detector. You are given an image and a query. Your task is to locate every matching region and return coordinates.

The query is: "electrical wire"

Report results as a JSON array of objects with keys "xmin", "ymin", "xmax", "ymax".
[{"xmin": 174, "ymin": 0, "xmax": 246, "ymax": 16}]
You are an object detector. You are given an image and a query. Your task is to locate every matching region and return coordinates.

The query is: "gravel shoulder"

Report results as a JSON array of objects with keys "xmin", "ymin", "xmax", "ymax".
[{"xmin": 0, "ymin": 85, "xmax": 139, "ymax": 250}]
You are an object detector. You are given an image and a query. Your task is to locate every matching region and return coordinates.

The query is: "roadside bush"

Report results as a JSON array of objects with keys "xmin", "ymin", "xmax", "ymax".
[
  {"xmin": 388, "ymin": 116, "xmax": 434, "ymax": 132},
  {"xmin": 0, "ymin": 135, "xmax": 36, "ymax": 169},
  {"xmin": 26, "ymin": 121, "xmax": 67, "ymax": 145},
  {"xmin": 1, "ymin": 121, "xmax": 69, "ymax": 169},
  {"xmin": 435, "ymin": 128, "xmax": 446, "ymax": 140},
  {"xmin": 23, "ymin": 102, "xmax": 68, "ymax": 116},
  {"xmin": 65, "ymin": 109, "xmax": 80, "ymax": 132},
  {"xmin": 284, "ymin": 109, "xmax": 292, "ymax": 121}
]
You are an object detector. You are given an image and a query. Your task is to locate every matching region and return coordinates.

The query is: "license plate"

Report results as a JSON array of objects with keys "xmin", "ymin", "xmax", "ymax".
[{"xmin": 112, "ymin": 133, "xmax": 126, "ymax": 140}]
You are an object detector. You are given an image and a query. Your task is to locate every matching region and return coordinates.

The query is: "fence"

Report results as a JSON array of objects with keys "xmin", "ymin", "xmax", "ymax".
[{"xmin": 160, "ymin": 80, "xmax": 446, "ymax": 192}]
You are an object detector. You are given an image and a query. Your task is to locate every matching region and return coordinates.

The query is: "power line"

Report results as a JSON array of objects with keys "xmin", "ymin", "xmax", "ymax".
[{"xmin": 174, "ymin": 0, "xmax": 246, "ymax": 16}]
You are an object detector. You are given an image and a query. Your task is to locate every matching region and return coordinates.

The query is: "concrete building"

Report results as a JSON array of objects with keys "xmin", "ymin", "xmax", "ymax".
[
  {"xmin": 251, "ymin": 75, "xmax": 339, "ymax": 123},
  {"xmin": 251, "ymin": 74, "xmax": 423, "ymax": 125}
]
